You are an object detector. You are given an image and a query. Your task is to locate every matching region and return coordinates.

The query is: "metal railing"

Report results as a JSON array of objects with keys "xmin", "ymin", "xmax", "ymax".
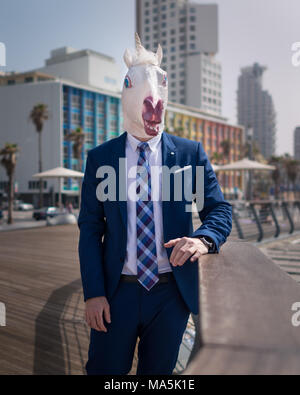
[{"xmin": 230, "ymin": 200, "xmax": 300, "ymax": 243}]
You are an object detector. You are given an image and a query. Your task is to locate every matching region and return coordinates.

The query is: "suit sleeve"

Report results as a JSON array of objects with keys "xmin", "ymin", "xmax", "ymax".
[
  {"xmin": 192, "ymin": 142, "xmax": 232, "ymax": 253},
  {"xmin": 78, "ymin": 151, "xmax": 106, "ymax": 300}
]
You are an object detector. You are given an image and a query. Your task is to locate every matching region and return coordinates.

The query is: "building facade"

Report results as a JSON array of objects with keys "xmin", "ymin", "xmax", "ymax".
[
  {"xmin": 166, "ymin": 102, "xmax": 244, "ymax": 192},
  {"xmin": 0, "ymin": 75, "xmax": 122, "ymax": 206},
  {"xmin": 237, "ymin": 63, "xmax": 276, "ymax": 159},
  {"xmin": 136, "ymin": 0, "xmax": 222, "ymax": 115},
  {"xmin": 294, "ymin": 127, "xmax": 300, "ymax": 160}
]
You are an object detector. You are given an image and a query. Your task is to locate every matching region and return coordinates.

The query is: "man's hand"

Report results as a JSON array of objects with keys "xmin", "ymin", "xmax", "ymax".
[
  {"xmin": 164, "ymin": 237, "xmax": 209, "ymax": 267},
  {"xmin": 85, "ymin": 296, "xmax": 111, "ymax": 332}
]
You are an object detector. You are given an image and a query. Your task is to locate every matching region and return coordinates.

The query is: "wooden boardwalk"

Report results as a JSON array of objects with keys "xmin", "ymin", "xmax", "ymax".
[{"xmin": 0, "ymin": 225, "xmax": 90, "ymax": 375}]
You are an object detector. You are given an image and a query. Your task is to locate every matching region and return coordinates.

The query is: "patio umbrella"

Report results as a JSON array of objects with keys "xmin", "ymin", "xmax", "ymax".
[
  {"xmin": 214, "ymin": 158, "xmax": 275, "ymax": 200},
  {"xmin": 32, "ymin": 167, "xmax": 84, "ymax": 208},
  {"xmin": 215, "ymin": 158, "xmax": 275, "ymax": 172}
]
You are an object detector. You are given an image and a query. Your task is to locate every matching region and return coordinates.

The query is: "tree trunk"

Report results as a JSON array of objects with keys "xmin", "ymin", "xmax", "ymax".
[
  {"xmin": 38, "ymin": 132, "xmax": 43, "ymax": 208},
  {"xmin": 7, "ymin": 173, "xmax": 14, "ymax": 225}
]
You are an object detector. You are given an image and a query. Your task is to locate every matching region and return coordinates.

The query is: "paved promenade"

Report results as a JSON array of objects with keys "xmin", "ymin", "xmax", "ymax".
[
  {"xmin": 0, "ymin": 225, "xmax": 88, "ymax": 374},
  {"xmin": 0, "ymin": 224, "xmax": 299, "ymax": 374}
]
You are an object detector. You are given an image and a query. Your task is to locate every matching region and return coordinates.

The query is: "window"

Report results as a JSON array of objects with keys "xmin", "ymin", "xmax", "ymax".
[
  {"xmin": 63, "ymin": 111, "xmax": 68, "ymax": 124},
  {"xmin": 63, "ymin": 92, "xmax": 68, "ymax": 107},
  {"xmin": 72, "ymin": 112, "xmax": 81, "ymax": 126},
  {"xmin": 110, "ymin": 119, "xmax": 118, "ymax": 131},
  {"xmin": 72, "ymin": 95, "xmax": 80, "ymax": 108},
  {"xmin": 85, "ymin": 132, "xmax": 94, "ymax": 144},
  {"xmin": 98, "ymin": 101, "xmax": 105, "ymax": 114},
  {"xmin": 7, "ymin": 80, "xmax": 15, "ymax": 85},
  {"xmin": 25, "ymin": 77, "xmax": 33, "ymax": 83},
  {"xmin": 190, "ymin": 16, "xmax": 196, "ymax": 22},
  {"xmin": 86, "ymin": 115, "xmax": 94, "ymax": 128},
  {"xmin": 28, "ymin": 180, "xmax": 47, "ymax": 190},
  {"xmin": 110, "ymin": 102, "xmax": 118, "ymax": 115},
  {"xmin": 0, "ymin": 181, "xmax": 8, "ymax": 190},
  {"xmin": 190, "ymin": 25, "xmax": 196, "ymax": 31},
  {"xmin": 85, "ymin": 98, "xmax": 94, "ymax": 112},
  {"xmin": 98, "ymin": 117, "xmax": 105, "ymax": 129}
]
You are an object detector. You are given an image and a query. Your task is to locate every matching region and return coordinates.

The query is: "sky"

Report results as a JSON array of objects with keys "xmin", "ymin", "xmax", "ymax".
[{"xmin": 0, "ymin": 0, "xmax": 300, "ymax": 156}]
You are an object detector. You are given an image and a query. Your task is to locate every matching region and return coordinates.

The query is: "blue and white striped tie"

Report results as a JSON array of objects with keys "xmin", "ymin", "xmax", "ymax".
[{"xmin": 136, "ymin": 142, "xmax": 159, "ymax": 291}]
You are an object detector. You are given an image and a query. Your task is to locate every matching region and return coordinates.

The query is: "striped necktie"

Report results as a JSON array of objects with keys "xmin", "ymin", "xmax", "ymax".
[{"xmin": 136, "ymin": 142, "xmax": 159, "ymax": 291}]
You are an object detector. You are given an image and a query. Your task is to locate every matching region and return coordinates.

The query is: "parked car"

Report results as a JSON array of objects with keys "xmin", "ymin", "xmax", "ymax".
[
  {"xmin": 0, "ymin": 209, "xmax": 3, "ymax": 221},
  {"xmin": 16, "ymin": 202, "xmax": 34, "ymax": 211},
  {"xmin": 33, "ymin": 207, "xmax": 63, "ymax": 221}
]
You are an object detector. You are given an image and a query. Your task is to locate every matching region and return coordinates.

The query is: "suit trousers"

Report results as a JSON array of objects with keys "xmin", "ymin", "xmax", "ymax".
[{"xmin": 86, "ymin": 274, "xmax": 190, "ymax": 375}]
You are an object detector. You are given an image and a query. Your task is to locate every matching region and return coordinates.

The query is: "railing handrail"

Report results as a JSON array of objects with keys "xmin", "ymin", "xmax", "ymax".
[{"xmin": 184, "ymin": 240, "xmax": 300, "ymax": 375}]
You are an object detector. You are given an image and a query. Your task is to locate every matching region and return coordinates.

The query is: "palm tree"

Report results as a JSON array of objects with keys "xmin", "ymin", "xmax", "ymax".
[
  {"xmin": 220, "ymin": 139, "xmax": 231, "ymax": 164},
  {"xmin": 29, "ymin": 104, "xmax": 49, "ymax": 208},
  {"xmin": 66, "ymin": 127, "xmax": 85, "ymax": 207},
  {"xmin": 211, "ymin": 151, "xmax": 223, "ymax": 165},
  {"xmin": 0, "ymin": 143, "xmax": 19, "ymax": 224}
]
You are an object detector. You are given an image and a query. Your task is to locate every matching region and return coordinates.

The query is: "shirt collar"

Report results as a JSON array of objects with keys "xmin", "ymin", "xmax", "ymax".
[{"xmin": 126, "ymin": 132, "xmax": 162, "ymax": 153}]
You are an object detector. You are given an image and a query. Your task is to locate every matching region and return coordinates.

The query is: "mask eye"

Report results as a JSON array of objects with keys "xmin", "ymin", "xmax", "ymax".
[
  {"xmin": 162, "ymin": 74, "xmax": 168, "ymax": 87},
  {"xmin": 124, "ymin": 76, "xmax": 132, "ymax": 88}
]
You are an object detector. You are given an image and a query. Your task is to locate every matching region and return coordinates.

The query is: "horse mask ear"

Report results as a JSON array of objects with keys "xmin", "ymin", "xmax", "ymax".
[
  {"xmin": 156, "ymin": 44, "xmax": 163, "ymax": 67},
  {"xmin": 123, "ymin": 48, "xmax": 133, "ymax": 69}
]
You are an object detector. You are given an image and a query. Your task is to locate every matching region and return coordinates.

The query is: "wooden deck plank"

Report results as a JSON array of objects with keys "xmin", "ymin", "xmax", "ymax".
[{"xmin": 0, "ymin": 225, "xmax": 90, "ymax": 375}]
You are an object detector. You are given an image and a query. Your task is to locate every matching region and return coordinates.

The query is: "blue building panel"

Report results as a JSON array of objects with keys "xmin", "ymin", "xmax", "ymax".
[{"xmin": 62, "ymin": 84, "xmax": 121, "ymax": 191}]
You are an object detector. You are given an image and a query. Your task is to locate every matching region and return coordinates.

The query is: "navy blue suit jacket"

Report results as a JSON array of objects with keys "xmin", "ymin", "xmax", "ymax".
[{"xmin": 78, "ymin": 132, "xmax": 232, "ymax": 314}]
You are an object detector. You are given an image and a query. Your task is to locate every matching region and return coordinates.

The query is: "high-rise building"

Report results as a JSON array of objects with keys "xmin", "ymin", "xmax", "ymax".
[
  {"xmin": 38, "ymin": 46, "xmax": 121, "ymax": 93},
  {"xmin": 294, "ymin": 127, "xmax": 300, "ymax": 160},
  {"xmin": 237, "ymin": 63, "xmax": 276, "ymax": 159},
  {"xmin": 136, "ymin": 0, "xmax": 222, "ymax": 115}
]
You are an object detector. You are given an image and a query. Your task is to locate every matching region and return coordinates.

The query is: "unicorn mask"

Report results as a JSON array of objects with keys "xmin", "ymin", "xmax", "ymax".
[{"xmin": 122, "ymin": 33, "xmax": 168, "ymax": 139}]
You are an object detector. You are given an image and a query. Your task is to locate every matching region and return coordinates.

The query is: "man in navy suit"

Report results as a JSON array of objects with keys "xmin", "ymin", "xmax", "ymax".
[{"xmin": 78, "ymin": 35, "xmax": 232, "ymax": 375}]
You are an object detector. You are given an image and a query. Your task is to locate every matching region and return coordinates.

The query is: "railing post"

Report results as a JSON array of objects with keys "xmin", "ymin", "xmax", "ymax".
[
  {"xmin": 282, "ymin": 201, "xmax": 294, "ymax": 234},
  {"xmin": 232, "ymin": 206, "xmax": 245, "ymax": 240},
  {"xmin": 269, "ymin": 202, "xmax": 280, "ymax": 238},
  {"xmin": 250, "ymin": 203, "xmax": 264, "ymax": 242}
]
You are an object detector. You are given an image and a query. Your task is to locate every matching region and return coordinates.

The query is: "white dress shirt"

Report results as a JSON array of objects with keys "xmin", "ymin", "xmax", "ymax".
[{"xmin": 121, "ymin": 133, "xmax": 172, "ymax": 275}]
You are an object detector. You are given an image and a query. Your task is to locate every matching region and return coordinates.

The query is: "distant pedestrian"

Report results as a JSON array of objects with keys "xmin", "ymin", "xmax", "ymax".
[{"xmin": 67, "ymin": 202, "xmax": 74, "ymax": 214}]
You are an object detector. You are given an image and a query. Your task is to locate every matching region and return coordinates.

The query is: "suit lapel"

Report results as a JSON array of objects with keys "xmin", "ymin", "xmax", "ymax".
[
  {"xmin": 113, "ymin": 132, "xmax": 127, "ymax": 229},
  {"xmin": 161, "ymin": 133, "xmax": 178, "ymax": 244}
]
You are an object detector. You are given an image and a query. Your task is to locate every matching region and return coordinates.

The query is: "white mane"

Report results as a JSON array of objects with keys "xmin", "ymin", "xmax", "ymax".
[{"xmin": 123, "ymin": 33, "xmax": 163, "ymax": 69}]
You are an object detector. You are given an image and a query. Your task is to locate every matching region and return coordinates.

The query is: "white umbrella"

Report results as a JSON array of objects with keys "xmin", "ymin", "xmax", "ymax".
[
  {"xmin": 215, "ymin": 158, "xmax": 275, "ymax": 172},
  {"xmin": 33, "ymin": 167, "xmax": 84, "ymax": 208},
  {"xmin": 214, "ymin": 158, "xmax": 275, "ymax": 200}
]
